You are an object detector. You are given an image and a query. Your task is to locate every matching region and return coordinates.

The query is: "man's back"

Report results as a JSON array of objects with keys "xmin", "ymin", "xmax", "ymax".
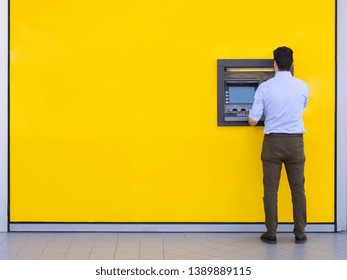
[{"xmin": 249, "ymin": 71, "xmax": 309, "ymax": 134}]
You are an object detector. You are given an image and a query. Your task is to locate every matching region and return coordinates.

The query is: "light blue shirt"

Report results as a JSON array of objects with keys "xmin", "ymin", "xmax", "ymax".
[{"xmin": 249, "ymin": 71, "xmax": 309, "ymax": 134}]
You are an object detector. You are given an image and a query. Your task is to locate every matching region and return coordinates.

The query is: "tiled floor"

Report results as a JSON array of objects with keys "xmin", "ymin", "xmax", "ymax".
[{"xmin": 1, "ymin": 232, "xmax": 347, "ymax": 260}]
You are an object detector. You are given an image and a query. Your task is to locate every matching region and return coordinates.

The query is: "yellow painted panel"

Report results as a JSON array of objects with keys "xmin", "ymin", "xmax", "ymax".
[{"xmin": 10, "ymin": 0, "xmax": 335, "ymax": 222}]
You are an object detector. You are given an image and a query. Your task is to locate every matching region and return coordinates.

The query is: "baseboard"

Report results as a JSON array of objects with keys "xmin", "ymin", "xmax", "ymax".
[{"xmin": 9, "ymin": 223, "xmax": 335, "ymax": 232}]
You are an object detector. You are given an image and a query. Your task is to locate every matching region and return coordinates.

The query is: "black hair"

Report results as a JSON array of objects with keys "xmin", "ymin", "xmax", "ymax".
[{"xmin": 273, "ymin": 46, "xmax": 293, "ymax": 71}]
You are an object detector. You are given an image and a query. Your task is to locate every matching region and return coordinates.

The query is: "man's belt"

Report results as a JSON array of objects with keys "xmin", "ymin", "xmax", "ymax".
[{"xmin": 266, "ymin": 133, "xmax": 303, "ymax": 137}]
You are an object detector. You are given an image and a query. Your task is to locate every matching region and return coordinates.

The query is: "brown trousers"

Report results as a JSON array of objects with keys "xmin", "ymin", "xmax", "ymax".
[{"xmin": 261, "ymin": 134, "xmax": 307, "ymax": 236}]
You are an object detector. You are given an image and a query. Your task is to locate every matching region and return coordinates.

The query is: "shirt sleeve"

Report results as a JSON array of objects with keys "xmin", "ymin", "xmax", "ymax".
[{"xmin": 249, "ymin": 85, "xmax": 264, "ymax": 122}]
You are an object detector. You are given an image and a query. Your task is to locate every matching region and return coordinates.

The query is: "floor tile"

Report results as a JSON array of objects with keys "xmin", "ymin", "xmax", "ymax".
[
  {"xmin": 67, "ymin": 246, "xmax": 93, "ymax": 253},
  {"xmin": 116, "ymin": 247, "xmax": 139, "ymax": 253},
  {"xmin": 0, "ymin": 252, "xmax": 17, "ymax": 260},
  {"xmin": 0, "ymin": 231, "xmax": 346, "ymax": 260},
  {"xmin": 91, "ymin": 246, "xmax": 116, "ymax": 253},
  {"xmin": 40, "ymin": 252, "xmax": 66, "ymax": 260},
  {"xmin": 18, "ymin": 245, "xmax": 46, "ymax": 253},
  {"xmin": 44, "ymin": 247, "xmax": 70, "ymax": 253},
  {"xmin": 64, "ymin": 252, "xmax": 90, "ymax": 260},
  {"xmin": 89, "ymin": 252, "xmax": 115, "ymax": 260},
  {"xmin": 114, "ymin": 252, "xmax": 139, "ymax": 260},
  {"xmin": 139, "ymin": 252, "xmax": 164, "ymax": 260},
  {"xmin": 15, "ymin": 252, "xmax": 42, "ymax": 260}
]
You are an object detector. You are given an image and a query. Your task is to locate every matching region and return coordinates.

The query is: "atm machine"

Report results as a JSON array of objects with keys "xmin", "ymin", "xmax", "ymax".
[{"xmin": 217, "ymin": 59, "xmax": 276, "ymax": 126}]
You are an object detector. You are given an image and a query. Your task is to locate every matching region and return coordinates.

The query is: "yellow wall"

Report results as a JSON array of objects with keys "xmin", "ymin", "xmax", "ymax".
[{"xmin": 10, "ymin": 0, "xmax": 335, "ymax": 223}]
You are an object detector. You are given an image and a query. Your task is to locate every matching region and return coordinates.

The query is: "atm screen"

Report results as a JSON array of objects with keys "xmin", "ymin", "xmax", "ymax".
[{"xmin": 228, "ymin": 86, "xmax": 256, "ymax": 104}]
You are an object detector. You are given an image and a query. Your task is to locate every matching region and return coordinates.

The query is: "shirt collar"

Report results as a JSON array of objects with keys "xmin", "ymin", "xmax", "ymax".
[{"xmin": 275, "ymin": 71, "xmax": 292, "ymax": 77}]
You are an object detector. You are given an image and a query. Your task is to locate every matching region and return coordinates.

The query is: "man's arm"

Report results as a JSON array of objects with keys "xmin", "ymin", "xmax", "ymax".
[
  {"xmin": 248, "ymin": 115, "xmax": 258, "ymax": 126},
  {"xmin": 248, "ymin": 85, "xmax": 264, "ymax": 126}
]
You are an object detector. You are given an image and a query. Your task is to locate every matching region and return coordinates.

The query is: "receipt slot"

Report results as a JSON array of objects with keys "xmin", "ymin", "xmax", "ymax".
[{"xmin": 217, "ymin": 59, "xmax": 275, "ymax": 126}]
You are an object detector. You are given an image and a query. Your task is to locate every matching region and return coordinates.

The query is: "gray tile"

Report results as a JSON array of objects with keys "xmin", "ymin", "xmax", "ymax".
[
  {"xmin": 26, "ymin": 233, "xmax": 53, "ymax": 241},
  {"xmin": 70, "ymin": 238, "xmax": 94, "ymax": 244},
  {"xmin": 186, "ymin": 245, "xmax": 212, "ymax": 253},
  {"xmin": 18, "ymin": 245, "xmax": 46, "ymax": 253},
  {"xmin": 116, "ymin": 247, "xmax": 139, "ymax": 254},
  {"xmin": 91, "ymin": 246, "xmax": 116, "ymax": 253},
  {"xmin": 93, "ymin": 240, "xmax": 117, "ymax": 248},
  {"xmin": 199, "ymin": 248, "xmax": 233, "ymax": 258},
  {"xmin": 24, "ymin": 241, "xmax": 50, "ymax": 248},
  {"xmin": 141, "ymin": 233, "xmax": 164, "ymax": 239},
  {"xmin": 118, "ymin": 233, "xmax": 142, "ymax": 240},
  {"xmin": 1, "ymin": 239, "xmax": 27, "ymax": 247},
  {"xmin": 0, "ymin": 232, "xmax": 346, "ymax": 261},
  {"xmin": 140, "ymin": 241, "xmax": 163, "ymax": 248},
  {"xmin": 218, "ymin": 252, "xmax": 251, "ymax": 260},
  {"xmin": 64, "ymin": 252, "xmax": 90, "ymax": 260},
  {"xmin": 40, "ymin": 252, "xmax": 66, "ymax": 260},
  {"xmin": 165, "ymin": 248, "xmax": 193, "ymax": 257},
  {"xmin": 140, "ymin": 247, "xmax": 163, "ymax": 254},
  {"xmin": 117, "ymin": 241, "xmax": 140, "ymax": 248},
  {"xmin": 43, "ymin": 246, "xmax": 70, "ymax": 253},
  {"xmin": 89, "ymin": 252, "xmax": 115, "ymax": 260},
  {"xmin": 114, "ymin": 252, "xmax": 139, "ymax": 260},
  {"xmin": 0, "ymin": 252, "xmax": 17, "ymax": 260},
  {"xmin": 15, "ymin": 252, "xmax": 42, "ymax": 260},
  {"xmin": 184, "ymin": 253, "xmax": 219, "ymax": 260},
  {"xmin": 219, "ymin": 244, "xmax": 253, "ymax": 254},
  {"xmin": 47, "ymin": 237, "xmax": 73, "ymax": 243},
  {"xmin": 0, "ymin": 245, "xmax": 22, "ymax": 253},
  {"xmin": 50, "ymin": 236, "xmax": 74, "ymax": 243},
  {"xmin": 139, "ymin": 252, "xmax": 164, "ymax": 260},
  {"xmin": 67, "ymin": 246, "xmax": 93, "ymax": 253},
  {"xmin": 71, "ymin": 240, "xmax": 96, "ymax": 246},
  {"xmin": 95, "ymin": 233, "xmax": 118, "ymax": 240},
  {"xmin": 0, "ymin": 234, "xmax": 7, "ymax": 244},
  {"xmin": 164, "ymin": 253, "xmax": 183, "ymax": 260}
]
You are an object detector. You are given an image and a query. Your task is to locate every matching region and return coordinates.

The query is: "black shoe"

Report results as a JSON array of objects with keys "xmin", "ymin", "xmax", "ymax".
[
  {"xmin": 260, "ymin": 232, "xmax": 277, "ymax": 244},
  {"xmin": 295, "ymin": 234, "xmax": 307, "ymax": 244}
]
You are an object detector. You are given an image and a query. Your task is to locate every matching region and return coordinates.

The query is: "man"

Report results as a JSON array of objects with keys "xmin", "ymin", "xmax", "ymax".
[{"xmin": 248, "ymin": 46, "xmax": 309, "ymax": 244}]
